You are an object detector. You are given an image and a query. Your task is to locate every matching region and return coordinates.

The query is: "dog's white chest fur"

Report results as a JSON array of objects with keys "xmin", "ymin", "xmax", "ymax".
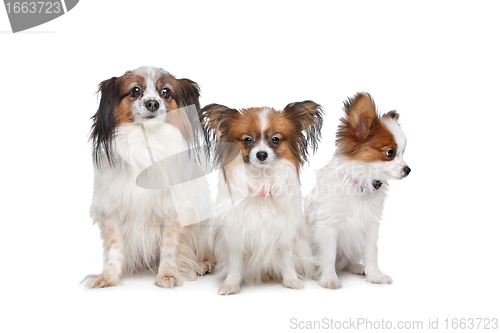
[
  {"xmin": 212, "ymin": 160, "xmax": 313, "ymax": 285},
  {"xmin": 91, "ymin": 121, "xmax": 185, "ymax": 217},
  {"xmin": 306, "ymin": 157, "xmax": 389, "ymax": 265},
  {"xmin": 90, "ymin": 121, "xmax": 208, "ymax": 272},
  {"xmin": 305, "ymin": 155, "xmax": 396, "ymax": 288},
  {"xmin": 224, "ymin": 194, "xmax": 300, "ymax": 251}
]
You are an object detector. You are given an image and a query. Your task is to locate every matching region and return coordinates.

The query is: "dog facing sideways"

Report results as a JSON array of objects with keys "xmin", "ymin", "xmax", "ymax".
[{"xmin": 305, "ymin": 93, "xmax": 410, "ymax": 289}]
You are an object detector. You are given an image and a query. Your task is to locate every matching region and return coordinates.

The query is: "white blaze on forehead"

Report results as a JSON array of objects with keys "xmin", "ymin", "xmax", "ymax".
[
  {"xmin": 135, "ymin": 66, "xmax": 171, "ymax": 80},
  {"xmin": 383, "ymin": 118, "xmax": 407, "ymax": 154},
  {"xmin": 258, "ymin": 107, "xmax": 272, "ymax": 134},
  {"xmin": 248, "ymin": 108, "xmax": 276, "ymax": 165},
  {"xmin": 133, "ymin": 66, "xmax": 171, "ymax": 99}
]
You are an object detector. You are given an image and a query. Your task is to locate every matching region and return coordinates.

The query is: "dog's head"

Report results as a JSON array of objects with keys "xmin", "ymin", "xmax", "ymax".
[
  {"xmin": 91, "ymin": 66, "xmax": 201, "ymax": 166},
  {"xmin": 201, "ymin": 101, "xmax": 323, "ymax": 172},
  {"xmin": 336, "ymin": 93, "xmax": 410, "ymax": 181}
]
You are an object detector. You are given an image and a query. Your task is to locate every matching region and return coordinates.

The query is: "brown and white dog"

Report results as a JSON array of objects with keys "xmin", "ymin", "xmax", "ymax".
[
  {"xmin": 202, "ymin": 101, "xmax": 323, "ymax": 294},
  {"xmin": 305, "ymin": 93, "xmax": 410, "ymax": 289},
  {"xmin": 84, "ymin": 66, "xmax": 213, "ymax": 288}
]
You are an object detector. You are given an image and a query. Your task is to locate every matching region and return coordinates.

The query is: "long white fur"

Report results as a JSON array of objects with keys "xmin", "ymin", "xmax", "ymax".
[
  {"xmin": 305, "ymin": 117, "xmax": 408, "ymax": 289},
  {"xmin": 211, "ymin": 140, "xmax": 314, "ymax": 295},
  {"xmin": 84, "ymin": 68, "xmax": 212, "ymax": 288}
]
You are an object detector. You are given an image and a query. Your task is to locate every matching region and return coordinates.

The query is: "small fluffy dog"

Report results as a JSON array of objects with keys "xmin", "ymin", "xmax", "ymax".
[
  {"xmin": 202, "ymin": 101, "xmax": 323, "ymax": 295},
  {"xmin": 305, "ymin": 93, "xmax": 410, "ymax": 289},
  {"xmin": 84, "ymin": 66, "xmax": 213, "ymax": 288}
]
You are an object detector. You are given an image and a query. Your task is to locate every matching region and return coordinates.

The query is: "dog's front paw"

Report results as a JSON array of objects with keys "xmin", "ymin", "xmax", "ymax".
[
  {"xmin": 284, "ymin": 278, "xmax": 304, "ymax": 289},
  {"xmin": 155, "ymin": 273, "xmax": 182, "ymax": 288},
  {"xmin": 219, "ymin": 284, "xmax": 240, "ymax": 295},
  {"xmin": 319, "ymin": 275, "xmax": 342, "ymax": 289},
  {"xmin": 366, "ymin": 275, "xmax": 393, "ymax": 284},
  {"xmin": 83, "ymin": 274, "xmax": 120, "ymax": 289},
  {"xmin": 198, "ymin": 261, "xmax": 216, "ymax": 275}
]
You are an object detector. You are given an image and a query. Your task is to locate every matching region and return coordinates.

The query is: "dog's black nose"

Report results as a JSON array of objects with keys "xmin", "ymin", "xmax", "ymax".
[
  {"xmin": 145, "ymin": 100, "xmax": 160, "ymax": 112},
  {"xmin": 403, "ymin": 166, "xmax": 411, "ymax": 177},
  {"xmin": 256, "ymin": 151, "xmax": 268, "ymax": 161},
  {"xmin": 372, "ymin": 180, "xmax": 383, "ymax": 190}
]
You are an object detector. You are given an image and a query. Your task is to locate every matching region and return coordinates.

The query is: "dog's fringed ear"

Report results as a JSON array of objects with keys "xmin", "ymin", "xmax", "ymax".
[
  {"xmin": 171, "ymin": 78, "xmax": 202, "ymax": 147},
  {"xmin": 200, "ymin": 104, "xmax": 241, "ymax": 174},
  {"xmin": 90, "ymin": 77, "xmax": 121, "ymax": 168},
  {"xmin": 282, "ymin": 100, "xmax": 324, "ymax": 163},
  {"xmin": 175, "ymin": 78, "xmax": 201, "ymax": 110},
  {"xmin": 200, "ymin": 104, "xmax": 240, "ymax": 144},
  {"xmin": 342, "ymin": 92, "xmax": 378, "ymax": 140}
]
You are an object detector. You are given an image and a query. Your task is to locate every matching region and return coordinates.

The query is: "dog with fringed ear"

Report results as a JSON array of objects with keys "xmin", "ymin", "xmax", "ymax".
[
  {"xmin": 305, "ymin": 93, "xmax": 411, "ymax": 290},
  {"xmin": 84, "ymin": 66, "xmax": 214, "ymax": 289},
  {"xmin": 201, "ymin": 100, "xmax": 323, "ymax": 295}
]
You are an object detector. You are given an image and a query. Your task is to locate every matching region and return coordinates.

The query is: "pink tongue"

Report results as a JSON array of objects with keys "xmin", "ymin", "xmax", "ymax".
[{"xmin": 258, "ymin": 186, "xmax": 267, "ymax": 196}]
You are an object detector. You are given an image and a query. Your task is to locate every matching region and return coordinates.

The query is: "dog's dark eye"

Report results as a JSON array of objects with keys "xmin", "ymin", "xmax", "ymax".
[
  {"xmin": 131, "ymin": 87, "xmax": 142, "ymax": 98},
  {"xmin": 271, "ymin": 137, "xmax": 280, "ymax": 145},
  {"xmin": 385, "ymin": 149, "xmax": 395, "ymax": 159},
  {"xmin": 243, "ymin": 137, "xmax": 253, "ymax": 146},
  {"xmin": 161, "ymin": 88, "xmax": 171, "ymax": 99}
]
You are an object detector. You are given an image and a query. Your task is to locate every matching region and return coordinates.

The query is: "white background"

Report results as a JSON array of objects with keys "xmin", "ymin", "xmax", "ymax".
[{"xmin": 1, "ymin": 1, "xmax": 499, "ymax": 332}]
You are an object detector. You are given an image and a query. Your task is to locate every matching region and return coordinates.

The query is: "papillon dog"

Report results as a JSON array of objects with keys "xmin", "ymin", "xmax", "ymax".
[
  {"xmin": 84, "ymin": 66, "xmax": 213, "ymax": 289},
  {"xmin": 202, "ymin": 101, "xmax": 323, "ymax": 295},
  {"xmin": 305, "ymin": 93, "xmax": 410, "ymax": 289}
]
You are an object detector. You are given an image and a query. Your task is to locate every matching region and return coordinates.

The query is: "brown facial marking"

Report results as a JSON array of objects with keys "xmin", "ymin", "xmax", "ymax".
[
  {"xmin": 156, "ymin": 73, "xmax": 175, "ymax": 103},
  {"xmin": 337, "ymin": 93, "xmax": 397, "ymax": 162},
  {"xmin": 160, "ymin": 75, "xmax": 200, "ymax": 144},
  {"xmin": 264, "ymin": 111, "xmax": 302, "ymax": 171},
  {"xmin": 202, "ymin": 102, "xmax": 323, "ymax": 174},
  {"xmin": 115, "ymin": 73, "xmax": 145, "ymax": 125},
  {"xmin": 223, "ymin": 107, "xmax": 263, "ymax": 163},
  {"xmin": 156, "ymin": 74, "xmax": 179, "ymax": 114}
]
